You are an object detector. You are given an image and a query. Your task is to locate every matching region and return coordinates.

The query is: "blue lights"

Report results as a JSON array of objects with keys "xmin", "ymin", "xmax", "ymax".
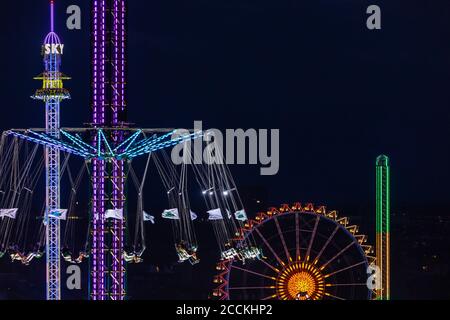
[
  {"xmin": 6, "ymin": 129, "xmax": 204, "ymax": 161},
  {"xmin": 113, "ymin": 130, "xmax": 142, "ymax": 153},
  {"xmin": 60, "ymin": 130, "xmax": 96, "ymax": 152}
]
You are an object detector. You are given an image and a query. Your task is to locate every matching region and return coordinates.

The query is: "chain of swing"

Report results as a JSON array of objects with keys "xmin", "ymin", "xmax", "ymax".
[{"xmin": 0, "ymin": 134, "xmax": 262, "ymax": 268}]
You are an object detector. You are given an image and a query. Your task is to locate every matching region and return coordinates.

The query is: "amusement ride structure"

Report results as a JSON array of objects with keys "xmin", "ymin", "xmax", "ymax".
[
  {"xmin": 90, "ymin": 0, "xmax": 128, "ymax": 300},
  {"xmin": 29, "ymin": 0, "xmax": 68, "ymax": 300},
  {"xmin": 0, "ymin": 0, "xmax": 391, "ymax": 301},
  {"xmin": 213, "ymin": 203, "xmax": 376, "ymax": 300},
  {"xmin": 376, "ymin": 155, "xmax": 390, "ymax": 300},
  {"xmin": 213, "ymin": 156, "xmax": 392, "ymax": 301},
  {"xmin": 0, "ymin": 0, "xmax": 198, "ymax": 300},
  {"xmin": 0, "ymin": 0, "xmax": 258, "ymax": 300}
]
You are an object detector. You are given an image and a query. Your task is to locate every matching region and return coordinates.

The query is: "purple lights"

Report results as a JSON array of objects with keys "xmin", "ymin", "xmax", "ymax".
[
  {"xmin": 50, "ymin": 0, "xmax": 54, "ymax": 32},
  {"xmin": 44, "ymin": 32, "xmax": 61, "ymax": 45},
  {"xmin": 91, "ymin": 0, "xmax": 107, "ymax": 300},
  {"xmin": 91, "ymin": 0, "xmax": 127, "ymax": 300},
  {"xmin": 92, "ymin": 0, "xmax": 106, "ymax": 127},
  {"xmin": 110, "ymin": 0, "xmax": 127, "ymax": 299},
  {"xmin": 91, "ymin": 158, "xmax": 106, "ymax": 300}
]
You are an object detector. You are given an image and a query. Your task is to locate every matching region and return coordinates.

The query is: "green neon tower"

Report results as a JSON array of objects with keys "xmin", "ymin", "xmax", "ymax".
[{"xmin": 376, "ymin": 155, "xmax": 390, "ymax": 300}]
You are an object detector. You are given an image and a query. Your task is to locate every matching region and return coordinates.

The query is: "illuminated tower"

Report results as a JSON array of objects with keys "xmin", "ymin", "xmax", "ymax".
[
  {"xmin": 32, "ymin": 0, "xmax": 70, "ymax": 300},
  {"xmin": 376, "ymin": 155, "xmax": 390, "ymax": 300},
  {"xmin": 91, "ymin": 0, "xmax": 127, "ymax": 300}
]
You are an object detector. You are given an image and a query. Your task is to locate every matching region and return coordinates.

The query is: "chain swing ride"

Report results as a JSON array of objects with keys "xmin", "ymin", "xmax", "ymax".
[
  {"xmin": 0, "ymin": 0, "xmax": 257, "ymax": 292},
  {"xmin": 0, "ymin": 0, "xmax": 384, "ymax": 301},
  {"xmin": 0, "ymin": 128, "xmax": 261, "ymax": 290}
]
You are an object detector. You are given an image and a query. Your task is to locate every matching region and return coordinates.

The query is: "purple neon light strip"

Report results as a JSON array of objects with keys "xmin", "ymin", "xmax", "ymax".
[
  {"xmin": 111, "ymin": 161, "xmax": 124, "ymax": 299},
  {"xmin": 111, "ymin": 0, "xmax": 120, "ymax": 298},
  {"xmin": 92, "ymin": 159, "xmax": 98, "ymax": 298},
  {"xmin": 50, "ymin": 0, "xmax": 54, "ymax": 32},
  {"xmin": 92, "ymin": 158, "xmax": 106, "ymax": 300},
  {"xmin": 119, "ymin": 0, "xmax": 126, "ymax": 299},
  {"xmin": 92, "ymin": 0, "xmax": 106, "ymax": 126},
  {"xmin": 110, "ymin": 0, "xmax": 126, "ymax": 299},
  {"xmin": 92, "ymin": 1, "xmax": 99, "ymax": 300},
  {"xmin": 91, "ymin": 0, "xmax": 107, "ymax": 300},
  {"xmin": 100, "ymin": 160, "xmax": 106, "ymax": 299},
  {"xmin": 113, "ymin": 0, "xmax": 119, "ymax": 126},
  {"xmin": 91, "ymin": 0, "xmax": 127, "ymax": 300}
]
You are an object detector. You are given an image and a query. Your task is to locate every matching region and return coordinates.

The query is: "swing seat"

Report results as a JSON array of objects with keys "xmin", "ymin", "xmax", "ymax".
[
  {"xmin": 189, "ymin": 254, "xmax": 200, "ymax": 265},
  {"xmin": 221, "ymin": 248, "xmax": 238, "ymax": 260},
  {"xmin": 240, "ymin": 247, "xmax": 261, "ymax": 260},
  {"xmin": 123, "ymin": 251, "xmax": 135, "ymax": 263},
  {"xmin": 62, "ymin": 249, "xmax": 76, "ymax": 263}
]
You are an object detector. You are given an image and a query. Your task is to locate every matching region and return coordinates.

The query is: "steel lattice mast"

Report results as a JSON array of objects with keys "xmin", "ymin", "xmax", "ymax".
[
  {"xmin": 91, "ymin": 0, "xmax": 127, "ymax": 300},
  {"xmin": 376, "ymin": 155, "xmax": 390, "ymax": 300},
  {"xmin": 32, "ymin": 0, "xmax": 70, "ymax": 300}
]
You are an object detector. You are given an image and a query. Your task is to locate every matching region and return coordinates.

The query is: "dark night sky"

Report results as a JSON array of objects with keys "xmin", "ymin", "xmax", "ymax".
[
  {"xmin": 2, "ymin": 0, "xmax": 450, "ymax": 212},
  {"xmin": 1, "ymin": 0, "xmax": 450, "ymax": 299}
]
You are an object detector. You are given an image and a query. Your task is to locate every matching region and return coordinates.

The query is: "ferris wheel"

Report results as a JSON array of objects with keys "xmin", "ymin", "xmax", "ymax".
[{"xmin": 213, "ymin": 203, "xmax": 376, "ymax": 300}]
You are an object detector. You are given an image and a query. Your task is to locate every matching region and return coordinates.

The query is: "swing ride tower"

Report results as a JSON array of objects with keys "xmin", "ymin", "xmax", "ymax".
[
  {"xmin": 32, "ymin": 0, "xmax": 70, "ymax": 300},
  {"xmin": 90, "ymin": 0, "xmax": 127, "ymax": 300}
]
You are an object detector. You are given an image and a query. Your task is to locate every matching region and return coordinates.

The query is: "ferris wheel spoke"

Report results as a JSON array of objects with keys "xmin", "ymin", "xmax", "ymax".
[
  {"xmin": 261, "ymin": 294, "xmax": 278, "ymax": 300},
  {"xmin": 295, "ymin": 212, "xmax": 300, "ymax": 261},
  {"xmin": 320, "ymin": 241, "xmax": 355, "ymax": 271},
  {"xmin": 254, "ymin": 227, "xmax": 285, "ymax": 267},
  {"xmin": 324, "ymin": 292, "xmax": 346, "ymax": 300},
  {"xmin": 306, "ymin": 215, "xmax": 320, "ymax": 262},
  {"xmin": 326, "ymin": 283, "xmax": 368, "ymax": 287},
  {"xmin": 313, "ymin": 225, "xmax": 340, "ymax": 265},
  {"xmin": 274, "ymin": 216, "xmax": 291, "ymax": 262},
  {"xmin": 229, "ymin": 286, "xmax": 276, "ymax": 290},
  {"xmin": 324, "ymin": 260, "xmax": 367, "ymax": 278},
  {"xmin": 231, "ymin": 265, "xmax": 277, "ymax": 281},
  {"xmin": 259, "ymin": 257, "xmax": 281, "ymax": 273}
]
